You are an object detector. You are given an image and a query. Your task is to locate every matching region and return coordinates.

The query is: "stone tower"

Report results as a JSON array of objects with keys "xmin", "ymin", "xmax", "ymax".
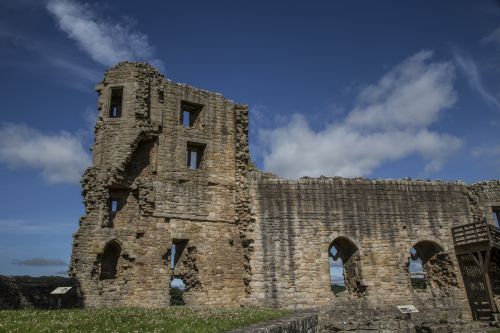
[{"xmin": 70, "ymin": 62, "xmax": 250, "ymax": 307}]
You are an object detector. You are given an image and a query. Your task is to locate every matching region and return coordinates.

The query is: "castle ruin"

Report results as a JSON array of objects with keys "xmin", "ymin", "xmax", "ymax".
[{"xmin": 70, "ymin": 62, "xmax": 500, "ymax": 322}]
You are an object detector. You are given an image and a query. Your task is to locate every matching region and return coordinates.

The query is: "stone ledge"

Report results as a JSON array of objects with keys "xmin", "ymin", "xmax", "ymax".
[{"xmin": 228, "ymin": 311, "xmax": 318, "ymax": 333}]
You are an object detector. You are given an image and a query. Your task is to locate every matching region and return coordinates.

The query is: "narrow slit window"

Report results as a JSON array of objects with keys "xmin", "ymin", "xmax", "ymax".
[
  {"xmin": 186, "ymin": 143, "xmax": 206, "ymax": 170},
  {"xmin": 109, "ymin": 87, "xmax": 123, "ymax": 118},
  {"xmin": 171, "ymin": 244, "xmax": 177, "ymax": 270},
  {"xmin": 180, "ymin": 101, "xmax": 203, "ymax": 127}
]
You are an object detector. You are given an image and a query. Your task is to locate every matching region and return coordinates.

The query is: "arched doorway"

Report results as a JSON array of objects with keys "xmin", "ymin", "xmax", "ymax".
[{"xmin": 100, "ymin": 240, "xmax": 122, "ymax": 280}]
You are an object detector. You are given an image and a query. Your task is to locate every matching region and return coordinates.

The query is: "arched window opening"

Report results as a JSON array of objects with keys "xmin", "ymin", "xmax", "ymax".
[
  {"xmin": 329, "ymin": 237, "xmax": 364, "ymax": 297},
  {"xmin": 100, "ymin": 240, "xmax": 121, "ymax": 280},
  {"xmin": 409, "ymin": 247, "xmax": 427, "ymax": 289},
  {"xmin": 408, "ymin": 241, "xmax": 458, "ymax": 293}
]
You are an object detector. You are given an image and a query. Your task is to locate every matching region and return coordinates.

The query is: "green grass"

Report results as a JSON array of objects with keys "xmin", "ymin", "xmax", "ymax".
[
  {"xmin": 0, "ymin": 307, "xmax": 291, "ymax": 333},
  {"xmin": 170, "ymin": 287, "xmax": 185, "ymax": 306}
]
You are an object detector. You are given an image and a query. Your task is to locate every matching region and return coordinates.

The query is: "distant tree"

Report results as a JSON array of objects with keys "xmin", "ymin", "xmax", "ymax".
[
  {"xmin": 331, "ymin": 284, "xmax": 346, "ymax": 295},
  {"xmin": 170, "ymin": 287, "xmax": 185, "ymax": 306},
  {"xmin": 410, "ymin": 277, "xmax": 427, "ymax": 289}
]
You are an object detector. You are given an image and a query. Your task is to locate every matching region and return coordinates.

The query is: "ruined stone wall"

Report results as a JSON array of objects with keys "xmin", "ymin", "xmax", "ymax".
[
  {"xmin": 245, "ymin": 173, "xmax": 473, "ymax": 312},
  {"xmin": 70, "ymin": 62, "xmax": 246, "ymax": 307},
  {"xmin": 228, "ymin": 311, "xmax": 318, "ymax": 333},
  {"xmin": 469, "ymin": 180, "xmax": 500, "ymax": 226},
  {"xmin": 70, "ymin": 62, "xmax": 500, "ymax": 313}
]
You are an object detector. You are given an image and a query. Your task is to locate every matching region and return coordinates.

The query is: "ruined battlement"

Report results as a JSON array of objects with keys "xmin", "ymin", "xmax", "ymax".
[{"xmin": 71, "ymin": 63, "xmax": 500, "ymax": 321}]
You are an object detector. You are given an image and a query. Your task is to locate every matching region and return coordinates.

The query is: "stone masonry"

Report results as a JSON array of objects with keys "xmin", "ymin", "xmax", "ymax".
[{"xmin": 70, "ymin": 62, "xmax": 500, "ymax": 318}]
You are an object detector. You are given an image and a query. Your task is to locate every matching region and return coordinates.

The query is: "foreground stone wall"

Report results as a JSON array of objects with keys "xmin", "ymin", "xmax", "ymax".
[
  {"xmin": 229, "ymin": 311, "xmax": 318, "ymax": 333},
  {"xmin": 318, "ymin": 301, "xmax": 491, "ymax": 333},
  {"xmin": 0, "ymin": 275, "xmax": 81, "ymax": 309}
]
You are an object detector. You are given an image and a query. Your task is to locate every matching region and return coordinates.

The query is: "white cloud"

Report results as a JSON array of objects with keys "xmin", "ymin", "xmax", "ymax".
[
  {"xmin": 472, "ymin": 145, "xmax": 500, "ymax": 157},
  {"xmin": 0, "ymin": 219, "xmax": 74, "ymax": 234},
  {"xmin": 259, "ymin": 50, "xmax": 461, "ymax": 179},
  {"xmin": 46, "ymin": 0, "xmax": 163, "ymax": 70},
  {"xmin": 0, "ymin": 28, "xmax": 101, "ymax": 92},
  {"xmin": 453, "ymin": 50, "xmax": 500, "ymax": 109},
  {"xmin": 0, "ymin": 123, "xmax": 91, "ymax": 184},
  {"xmin": 346, "ymin": 50, "xmax": 456, "ymax": 129},
  {"xmin": 47, "ymin": 57, "xmax": 100, "ymax": 84},
  {"xmin": 482, "ymin": 26, "xmax": 500, "ymax": 45}
]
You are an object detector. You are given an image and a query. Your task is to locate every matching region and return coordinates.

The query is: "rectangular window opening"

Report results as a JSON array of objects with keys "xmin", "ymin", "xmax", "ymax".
[
  {"xmin": 182, "ymin": 111, "xmax": 191, "ymax": 127},
  {"xmin": 109, "ymin": 197, "xmax": 122, "ymax": 219},
  {"xmin": 180, "ymin": 101, "xmax": 203, "ymax": 127},
  {"xmin": 186, "ymin": 142, "xmax": 206, "ymax": 170},
  {"xmin": 111, "ymin": 199, "xmax": 120, "ymax": 213},
  {"xmin": 109, "ymin": 87, "xmax": 123, "ymax": 118}
]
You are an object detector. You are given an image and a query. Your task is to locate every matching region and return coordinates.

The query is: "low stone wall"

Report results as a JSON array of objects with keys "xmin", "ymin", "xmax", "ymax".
[
  {"xmin": 0, "ymin": 275, "xmax": 82, "ymax": 309},
  {"xmin": 228, "ymin": 311, "xmax": 318, "ymax": 333},
  {"xmin": 318, "ymin": 300, "xmax": 487, "ymax": 333}
]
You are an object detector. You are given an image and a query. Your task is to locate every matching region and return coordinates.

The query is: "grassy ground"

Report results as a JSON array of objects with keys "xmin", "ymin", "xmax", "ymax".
[{"xmin": 0, "ymin": 307, "xmax": 291, "ymax": 333}]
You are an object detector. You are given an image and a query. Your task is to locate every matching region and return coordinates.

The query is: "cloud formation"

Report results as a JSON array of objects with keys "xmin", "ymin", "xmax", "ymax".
[
  {"xmin": 453, "ymin": 50, "xmax": 500, "ymax": 109},
  {"xmin": 0, "ymin": 123, "xmax": 91, "ymax": 184},
  {"xmin": 46, "ymin": 0, "xmax": 163, "ymax": 69},
  {"xmin": 12, "ymin": 258, "xmax": 67, "ymax": 267},
  {"xmin": 482, "ymin": 26, "xmax": 500, "ymax": 45},
  {"xmin": 0, "ymin": 28, "xmax": 100, "ymax": 91},
  {"xmin": 260, "ymin": 50, "xmax": 461, "ymax": 179},
  {"xmin": 0, "ymin": 219, "xmax": 74, "ymax": 234}
]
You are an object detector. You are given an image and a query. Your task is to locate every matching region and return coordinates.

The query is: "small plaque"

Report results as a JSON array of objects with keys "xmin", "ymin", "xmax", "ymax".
[
  {"xmin": 397, "ymin": 305, "xmax": 419, "ymax": 313},
  {"xmin": 51, "ymin": 287, "xmax": 72, "ymax": 295}
]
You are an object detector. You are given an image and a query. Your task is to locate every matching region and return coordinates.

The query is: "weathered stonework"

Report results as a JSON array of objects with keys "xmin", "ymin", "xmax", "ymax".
[
  {"xmin": 70, "ymin": 62, "xmax": 500, "ymax": 321},
  {"xmin": 71, "ymin": 62, "xmax": 246, "ymax": 307}
]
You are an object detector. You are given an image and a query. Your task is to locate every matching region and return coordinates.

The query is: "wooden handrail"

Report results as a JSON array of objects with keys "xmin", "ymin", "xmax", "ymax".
[{"xmin": 452, "ymin": 222, "xmax": 500, "ymax": 250}]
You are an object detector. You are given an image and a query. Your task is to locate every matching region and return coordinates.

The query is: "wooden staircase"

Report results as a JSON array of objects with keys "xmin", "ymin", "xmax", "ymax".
[{"xmin": 452, "ymin": 222, "xmax": 500, "ymax": 321}]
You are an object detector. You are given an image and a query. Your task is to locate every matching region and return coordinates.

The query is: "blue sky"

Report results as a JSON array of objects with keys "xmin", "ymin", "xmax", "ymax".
[{"xmin": 0, "ymin": 0, "xmax": 499, "ymax": 277}]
